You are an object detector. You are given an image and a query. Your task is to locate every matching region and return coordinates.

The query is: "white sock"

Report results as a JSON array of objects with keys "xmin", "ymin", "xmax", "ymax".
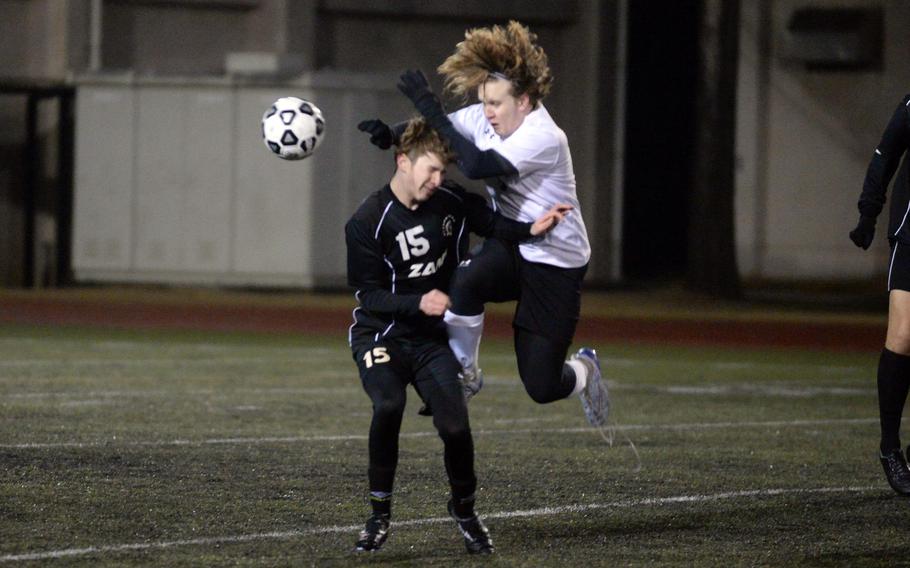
[
  {"xmin": 567, "ymin": 359, "xmax": 588, "ymax": 396},
  {"xmin": 444, "ymin": 310, "xmax": 484, "ymax": 370}
]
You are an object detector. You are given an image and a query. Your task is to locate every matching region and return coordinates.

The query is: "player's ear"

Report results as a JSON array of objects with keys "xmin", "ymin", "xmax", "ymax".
[
  {"xmin": 396, "ymin": 152, "xmax": 410, "ymax": 172},
  {"xmin": 518, "ymin": 93, "xmax": 531, "ymax": 112}
]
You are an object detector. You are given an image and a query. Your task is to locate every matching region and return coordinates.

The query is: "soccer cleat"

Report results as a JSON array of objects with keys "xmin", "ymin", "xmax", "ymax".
[
  {"xmin": 354, "ymin": 514, "xmax": 390, "ymax": 552},
  {"xmin": 880, "ymin": 448, "xmax": 910, "ymax": 496},
  {"xmin": 460, "ymin": 367, "xmax": 484, "ymax": 401},
  {"xmin": 447, "ymin": 499, "xmax": 494, "ymax": 554},
  {"xmin": 572, "ymin": 347, "xmax": 610, "ymax": 427}
]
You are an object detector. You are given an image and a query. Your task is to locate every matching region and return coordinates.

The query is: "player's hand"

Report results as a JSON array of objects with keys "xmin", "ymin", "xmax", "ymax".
[
  {"xmin": 357, "ymin": 119, "xmax": 395, "ymax": 150},
  {"xmin": 397, "ymin": 70, "xmax": 446, "ymax": 124},
  {"xmin": 849, "ymin": 215, "xmax": 876, "ymax": 250},
  {"xmin": 419, "ymin": 289, "xmax": 451, "ymax": 316},
  {"xmin": 530, "ymin": 203, "xmax": 574, "ymax": 236}
]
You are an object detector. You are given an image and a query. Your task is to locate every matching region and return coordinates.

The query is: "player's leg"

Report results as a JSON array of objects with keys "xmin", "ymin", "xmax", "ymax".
[
  {"xmin": 413, "ymin": 344, "xmax": 476, "ymax": 504},
  {"xmin": 352, "ymin": 341, "xmax": 409, "ymax": 551},
  {"xmin": 511, "ymin": 328, "xmax": 608, "ymax": 425},
  {"xmin": 512, "ymin": 260, "xmax": 608, "ymax": 426},
  {"xmin": 514, "ymin": 328, "xmax": 575, "ymax": 403},
  {"xmin": 879, "ymin": 245, "xmax": 910, "ymax": 495},
  {"xmin": 446, "ymin": 238, "xmax": 520, "ymax": 398},
  {"xmin": 882, "ymin": 290, "xmax": 910, "ymax": 451},
  {"xmin": 412, "ymin": 342, "xmax": 493, "ymax": 554}
]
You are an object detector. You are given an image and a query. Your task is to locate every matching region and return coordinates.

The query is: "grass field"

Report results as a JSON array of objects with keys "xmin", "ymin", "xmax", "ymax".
[{"xmin": 0, "ymin": 320, "xmax": 907, "ymax": 566}]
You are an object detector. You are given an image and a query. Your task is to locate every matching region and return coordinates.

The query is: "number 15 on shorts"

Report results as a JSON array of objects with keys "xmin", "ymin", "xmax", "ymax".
[{"xmin": 363, "ymin": 347, "xmax": 390, "ymax": 368}]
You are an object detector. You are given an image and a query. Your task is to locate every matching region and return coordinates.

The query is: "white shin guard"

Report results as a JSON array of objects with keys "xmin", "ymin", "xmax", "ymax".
[{"xmin": 444, "ymin": 310, "xmax": 485, "ymax": 370}]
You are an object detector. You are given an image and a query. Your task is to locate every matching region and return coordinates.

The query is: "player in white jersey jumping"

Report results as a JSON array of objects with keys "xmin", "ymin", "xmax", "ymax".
[{"xmin": 359, "ymin": 21, "xmax": 608, "ymax": 427}]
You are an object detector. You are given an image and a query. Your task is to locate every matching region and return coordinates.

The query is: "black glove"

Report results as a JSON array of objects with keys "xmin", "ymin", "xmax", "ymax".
[
  {"xmin": 849, "ymin": 215, "xmax": 876, "ymax": 250},
  {"xmin": 397, "ymin": 69, "xmax": 447, "ymax": 126},
  {"xmin": 357, "ymin": 119, "xmax": 395, "ymax": 150}
]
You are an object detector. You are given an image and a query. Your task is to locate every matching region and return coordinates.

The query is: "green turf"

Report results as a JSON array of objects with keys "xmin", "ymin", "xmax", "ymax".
[{"xmin": 0, "ymin": 324, "xmax": 906, "ymax": 566}]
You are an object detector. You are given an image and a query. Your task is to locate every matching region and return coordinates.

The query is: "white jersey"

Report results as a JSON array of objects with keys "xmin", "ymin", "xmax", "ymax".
[{"xmin": 449, "ymin": 103, "xmax": 591, "ymax": 268}]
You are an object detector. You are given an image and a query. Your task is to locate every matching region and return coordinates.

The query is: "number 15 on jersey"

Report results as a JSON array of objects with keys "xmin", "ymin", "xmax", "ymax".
[{"xmin": 363, "ymin": 347, "xmax": 391, "ymax": 368}]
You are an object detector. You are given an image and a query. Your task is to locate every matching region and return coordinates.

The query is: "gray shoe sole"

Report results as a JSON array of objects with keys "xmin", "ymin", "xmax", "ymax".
[
  {"xmin": 461, "ymin": 368, "xmax": 484, "ymax": 401},
  {"xmin": 575, "ymin": 352, "xmax": 609, "ymax": 427}
]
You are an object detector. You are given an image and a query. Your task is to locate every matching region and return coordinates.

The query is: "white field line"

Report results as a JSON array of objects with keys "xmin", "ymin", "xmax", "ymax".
[
  {"xmin": 0, "ymin": 337, "xmax": 338, "ymax": 355},
  {"xmin": 0, "ymin": 356, "xmax": 349, "ymax": 369},
  {"xmin": 4, "ymin": 387, "xmax": 356, "ymax": 400},
  {"xmin": 88, "ymin": 342, "xmax": 339, "ymax": 356},
  {"xmin": 1, "ymin": 381, "xmax": 873, "ymax": 403},
  {"xmin": 56, "ymin": 400, "xmax": 115, "ymax": 408},
  {"xmin": 477, "ymin": 377, "xmax": 873, "ymax": 398},
  {"xmin": 481, "ymin": 353, "xmax": 867, "ymax": 375},
  {"xmin": 626, "ymin": 384, "xmax": 873, "ymax": 397},
  {"xmin": 0, "ymin": 417, "xmax": 877, "ymax": 449},
  {"xmin": 0, "ymin": 485, "xmax": 878, "ymax": 563},
  {"xmin": 491, "ymin": 415, "xmax": 566, "ymax": 425}
]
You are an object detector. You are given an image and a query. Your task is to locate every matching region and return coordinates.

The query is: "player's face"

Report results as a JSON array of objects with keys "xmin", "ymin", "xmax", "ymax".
[
  {"xmin": 400, "ymin": 152, "xmax": 446, "ymax": 205},
  {"xmin": 478, "ymin": 78, "xmax": 531, "ymax": 139}
]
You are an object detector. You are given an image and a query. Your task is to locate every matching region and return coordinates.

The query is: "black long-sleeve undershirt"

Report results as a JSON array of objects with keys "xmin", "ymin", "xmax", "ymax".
[
  {"xmin": 858, "ymin": 95, "xmax": 910, "ymax": 220},
  {"xmin": 856, "ymin": 95, "xmax": 910, "ymax": 245},
  {"xmin": 392, "ymin": 119, "xmax": 519, "ymax": 180}
]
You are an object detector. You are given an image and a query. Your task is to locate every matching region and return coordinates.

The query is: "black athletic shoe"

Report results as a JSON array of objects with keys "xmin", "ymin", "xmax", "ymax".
[
  {"xmin": 447, "ymin": 499, "xmax": 494, "ymax": 555},
  {"xmin": 354, "ymin": 514, "xmax": 390, "ymax": 552},
  {"xmin": 880, "ymin": 448, "xmax": 910, "ymax": 496}
]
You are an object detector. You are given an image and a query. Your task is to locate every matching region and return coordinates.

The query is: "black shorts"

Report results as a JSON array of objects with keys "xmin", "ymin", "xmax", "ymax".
[
  {"xmin": 351, "ymin": 335, "xmax": 463, "ymax": 406},
  {"xmin": 514, "ymin": 255, "xmax": 587, "ymax": 344},
  {"xmin": 889, "ymin": 241, "xmax": 910, "ymax": 292},
  {"xmin": 452, "ymin": 238, "xmax": 587, "ymax": 344}
]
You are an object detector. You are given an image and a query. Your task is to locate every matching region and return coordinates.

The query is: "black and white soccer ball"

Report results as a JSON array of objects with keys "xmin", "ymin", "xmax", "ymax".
[{"xmin": 261, "ymin": 97, "xmax": 325, "ymax": 160}]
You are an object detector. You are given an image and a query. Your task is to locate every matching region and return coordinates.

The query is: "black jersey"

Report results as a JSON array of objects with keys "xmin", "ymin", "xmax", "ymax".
[
  {"xmin": 346, "ymin": 181, "xmax": 533, "ymax": 344},
  {"xmin": 857, "ymin": 94, "xmax": 910, "ymax": 245}
]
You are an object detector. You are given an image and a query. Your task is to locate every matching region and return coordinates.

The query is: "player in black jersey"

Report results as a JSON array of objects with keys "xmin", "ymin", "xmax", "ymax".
[
  {"xmin": 851, "ymin": 94, "xmax": 910, "ymax": 496},
  {"xmin": 347, "ymin": 118, "xmax": 569, "ymax": 553}
]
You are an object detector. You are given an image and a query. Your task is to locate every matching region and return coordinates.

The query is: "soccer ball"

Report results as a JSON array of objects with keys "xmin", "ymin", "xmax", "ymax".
[{"xmin": 261, "ymin": 97, "xmax": 325, "ymax": 160}]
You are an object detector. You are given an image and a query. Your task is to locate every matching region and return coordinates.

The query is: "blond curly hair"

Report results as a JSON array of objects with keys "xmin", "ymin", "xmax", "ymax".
[
  {"xmin": 396, "ymin": 117, "xmax": 456, "ymax": 164},
  {"xmin": 437, "ymin": 20, "xmax": 553, "ymax": 107}
]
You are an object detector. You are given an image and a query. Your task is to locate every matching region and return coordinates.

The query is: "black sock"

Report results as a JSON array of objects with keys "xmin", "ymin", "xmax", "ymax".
[
  {"xmin": 451, "ymin": 493, "xmax": 476, "ymax": 519},
  {"xmin": 878, "ymin": 348, "xmax": 910, "ymax": 453},
  {"xmin": 369, "ymin": 491, "xmax": 391, "ymax": 518}
]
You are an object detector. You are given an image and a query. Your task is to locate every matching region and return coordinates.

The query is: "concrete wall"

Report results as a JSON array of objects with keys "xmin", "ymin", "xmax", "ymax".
[
  {"xmin": 72, "ymin": 74, "xmax": 409, "ymax": 287},
  {"xmin": 736, "ymin": 0, "xmax": 910, "ymax": 281}
]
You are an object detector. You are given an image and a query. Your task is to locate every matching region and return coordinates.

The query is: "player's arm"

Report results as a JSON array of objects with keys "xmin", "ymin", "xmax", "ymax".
[
  {"xmin": 359, "ymin": 110, "xmax": 515, "ymax": 179},
  {"xmin": 346, "ymin": 217, "xmax": 421, "ymax": 317},
  {"xmin": 850, "ymin": 95, "xmax": 910, "ymax": 249},
  {"xmin": 397, "ymin": 70, "xmax": 519, "ymax": 179},
  {"xmin": 461, "ymin": 190, "xmax": 571, "ymax": 241}
]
